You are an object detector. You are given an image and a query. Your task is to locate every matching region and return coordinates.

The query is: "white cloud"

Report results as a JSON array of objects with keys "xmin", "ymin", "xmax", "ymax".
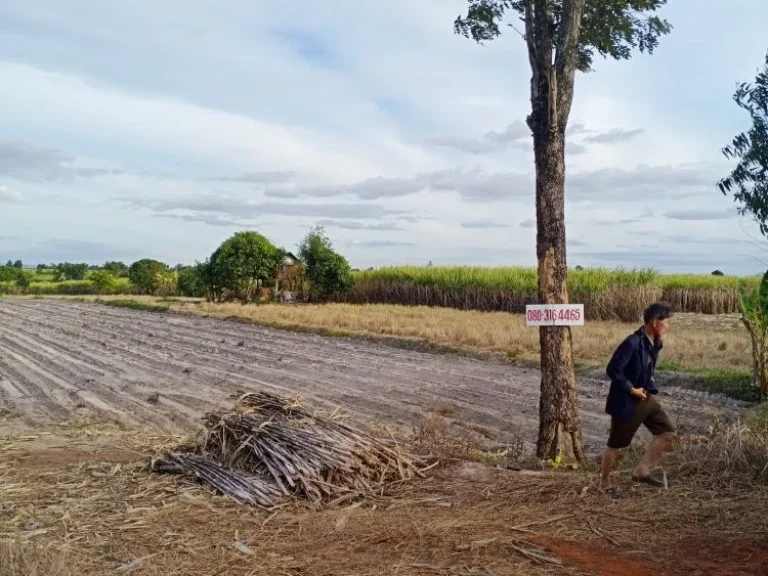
[
  {"xmin": 0, "ymin": 184, "xmax": 22, "ymax": 202},
  {"xmin": 665, "ymin": 209, "xmax": 735, "ymax": 221},
  {"xmin": 0, "ymin": 62, "xmax": 441, "ymax": 183}
]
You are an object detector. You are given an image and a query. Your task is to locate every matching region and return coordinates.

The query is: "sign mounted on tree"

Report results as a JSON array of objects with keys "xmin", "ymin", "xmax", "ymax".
[
  {"xmin": 525, "ymin": 304, "xmax": 584, "ymax": 327},
  {"xmin": 453, "ymin": 0, "xmax": 672, "ymax": 465}
]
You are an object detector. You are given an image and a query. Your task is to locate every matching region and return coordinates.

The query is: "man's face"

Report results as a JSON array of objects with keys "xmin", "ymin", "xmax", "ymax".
[{"xmin": 651, "ymin": 318, "xmax": 670, "ymax": 339}]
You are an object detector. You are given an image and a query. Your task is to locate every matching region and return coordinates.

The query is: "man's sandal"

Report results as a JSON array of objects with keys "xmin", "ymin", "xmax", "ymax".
[
  {"xmin": 631, "ymin": 474, "xmax": 665, "ymax": 488},
  {"xmin": 604, "ymin": 487, "xmax": 621, "ymax": 499}
]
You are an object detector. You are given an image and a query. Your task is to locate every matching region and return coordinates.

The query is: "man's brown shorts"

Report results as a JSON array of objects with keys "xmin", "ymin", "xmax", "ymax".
[{"xmin": 607, "ymin": 395, "xmax": 675, "ymax": 449}]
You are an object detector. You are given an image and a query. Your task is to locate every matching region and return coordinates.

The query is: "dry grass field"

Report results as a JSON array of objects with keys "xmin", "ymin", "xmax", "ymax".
[
  {"xmin": 193, "ymin": 302, "xmax": 751, "ymax": 373},
  {"xmin": 2, "ymin": 409, "xmax": 768, "ymax": 576}
]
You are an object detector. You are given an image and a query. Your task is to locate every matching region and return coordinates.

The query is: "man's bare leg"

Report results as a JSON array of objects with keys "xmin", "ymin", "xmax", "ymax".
[
  {"xmin": 633, "ymin": 432, "xmax": 675, "ymax": 478},
  {"xmin": 600, "ymin": 447, "xmax": 620, "ymax": 489}
]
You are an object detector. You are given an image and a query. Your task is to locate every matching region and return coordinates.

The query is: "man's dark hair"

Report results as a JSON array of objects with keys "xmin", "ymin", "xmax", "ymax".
[{"xmin": 643, "ymin": 302, "xmax": 673, "ymax": 325}]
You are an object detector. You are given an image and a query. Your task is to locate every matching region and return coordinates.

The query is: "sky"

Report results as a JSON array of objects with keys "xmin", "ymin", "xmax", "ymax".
[{"xmin": 1, "ymin": 0, "xmax": 768, "ymax": 274}]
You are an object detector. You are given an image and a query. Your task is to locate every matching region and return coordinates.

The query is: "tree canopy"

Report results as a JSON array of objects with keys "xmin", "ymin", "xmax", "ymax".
[
  {"xmin": 718, "ymin": 51, "xmax": 768, "ymax": 236},
  {"xmin": 177, "ymin": 266, "xmax": 206, "ymax": 297},
  {"xmin": 298, "ymin": 227, "xmax": 353, "ymax": 302},
  {"xmin": 53, "ymin": 262, "xmax": 89, "ymax": 281},
  {"xmin": 0, "ymin": 266, "xmax": 24, "ymax": 283},
  {"xmin": 200, "ymin": 231, "xmax": 284, "ymax": 302},
  {"xmin": 454, "ymin": 0, "xmax": 671, "ymax": 73},
  {"xmin": 104, "ymin": 261, "xmax": 129, "ymax": 277},
  {"xmin": 128, "ymin": 259, "xmax": 169, "ymax": 294}
]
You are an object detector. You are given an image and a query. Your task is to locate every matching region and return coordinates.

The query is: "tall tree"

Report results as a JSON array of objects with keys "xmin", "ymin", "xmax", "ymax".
[
  {"xmin": 298, "ymin": 227, "xmax": 354, "ymax": 302},
  {"xmin": 201, "ymin": 231, "xmax": 284, "ymax": 302},
  {"xmin": 128, "ymin": 259, "xmax": 168, "ymax": 294},
  {"xmin": 454, "ymin": 0, "xmax": 671, "ymax": 462},
  {"xmin": 718, "ymin": 50, "xmax": 768, "ymax": 234}
]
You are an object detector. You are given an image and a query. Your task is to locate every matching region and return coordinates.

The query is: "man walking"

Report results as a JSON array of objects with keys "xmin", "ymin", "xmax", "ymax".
[{"xmin": 600, "ymin": 302, "xmax": 676, "ymax": 497}]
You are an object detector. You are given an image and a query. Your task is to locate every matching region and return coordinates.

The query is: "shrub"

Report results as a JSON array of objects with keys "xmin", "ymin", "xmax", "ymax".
[
  {"xmin": 0, "ymin": 266, "xmax": 23, "ymax": 283},
  {"xmin": 739, "ymin": 270, "xmax": 768, "ymax": 395},
  {"xmin": 16, "ymin": 273, "xmax": 30, "ymax": 291},
  {"xmin": 155, "ymin": 270, "xmax": 179, "ymax": 297},
  {"xmin": 298, "ymin": 227, "xmax": 353, "ymax": 302},
  {"xmin": 128, "ymin": 259, "xmax": 168, "ymax": 294},
  {"xmin": 177, "ymin": 266, "xmax": 205, "ymax": 297},
  {"xmin": 90, "ymin": 270, "xmax": 117, "ymax": 294}
]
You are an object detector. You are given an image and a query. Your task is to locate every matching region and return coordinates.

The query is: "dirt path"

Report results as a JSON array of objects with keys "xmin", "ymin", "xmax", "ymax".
[{"xmin": 0, "ymin": 300, "xmax": 745, "ymax": 454}]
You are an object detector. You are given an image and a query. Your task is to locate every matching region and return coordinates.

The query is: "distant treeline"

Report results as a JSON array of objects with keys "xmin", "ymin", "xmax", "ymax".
[{"xmin": 1, "ymin": 250, "xmax": 754, "ymax": 321}]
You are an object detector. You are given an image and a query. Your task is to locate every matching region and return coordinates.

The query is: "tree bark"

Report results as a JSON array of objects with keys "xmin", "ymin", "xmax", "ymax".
[
  {"xmin": 524, "ymin": 0, "xmax": 587, "ymax": 463},
  {"xmin": 532, "ymin": 129, "xmax": 585, "ymax": 463}
]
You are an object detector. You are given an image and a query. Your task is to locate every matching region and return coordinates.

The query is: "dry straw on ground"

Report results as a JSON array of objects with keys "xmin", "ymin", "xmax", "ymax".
[
  {"xmin": 193, "ymin": 303, "xmax": 751, "ymax": 372},
  {"xmin": 152, "ymin": 391, "xmax": 428, "ymax": 508},
  {"xmin": 2, "ymin": 413, "xmax": 768, "ymax": 576}
]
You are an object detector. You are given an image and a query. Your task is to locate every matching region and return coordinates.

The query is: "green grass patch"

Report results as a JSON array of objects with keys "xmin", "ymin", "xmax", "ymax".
[
  {"xmin": 98, "ymin": 299, "xmax": 170, "ymax": 313},
  {"xmin": 694, "ymin": 369, "xmax": 761, "ymax": 403},
  {"xmin": 742, "ymin": 402, "xmax": 768, "ymax": 432},
  {"xmin": 657, "ymin": 361, "xmax": 760, "ymax": 402}
]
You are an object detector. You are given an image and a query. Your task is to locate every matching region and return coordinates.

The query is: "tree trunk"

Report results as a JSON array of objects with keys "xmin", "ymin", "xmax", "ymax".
[
  {"xmin": 533, "ymin": 129, "xmax": 585, "ymax": 463},
  {"xmin": 522, "ymin": 0, "xmax": 587, "ymax": 465}
]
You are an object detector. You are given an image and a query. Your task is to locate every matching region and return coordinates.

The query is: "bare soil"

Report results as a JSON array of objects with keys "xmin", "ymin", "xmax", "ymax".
[
  {"xmin": 0, "ymin": 300, "xmax": 746, "ymax": 455},
  {"xmin": 1, "ymin": 300, "xmax": 767, "ymax": 575}
]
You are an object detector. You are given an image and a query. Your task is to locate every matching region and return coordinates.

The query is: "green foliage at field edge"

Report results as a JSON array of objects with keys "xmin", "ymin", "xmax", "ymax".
[{"xmin": 97, "ymin": 299, "xmax": 170, "ymax": 313}]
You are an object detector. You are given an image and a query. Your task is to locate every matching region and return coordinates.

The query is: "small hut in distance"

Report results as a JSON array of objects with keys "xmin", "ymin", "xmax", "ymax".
[{"xmin": 276, "ymin": 252, "xmax": 305, "ymax": 302}]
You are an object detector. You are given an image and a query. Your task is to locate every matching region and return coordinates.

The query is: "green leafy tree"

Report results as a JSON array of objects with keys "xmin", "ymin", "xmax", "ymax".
[
  {"xmin": 718, "ymin": 50, "xmax": 768, "ymax": 234},
  {"xmin": 16, "ymin": 272, "xmax": 30, "ymax": 291},
  {"xmin": 4, "ymin": 260, "xmax": 12, "ymax": 268},
  {"xmin": 103, "ymin": 261, "xmax": 128, "ymax": 277},
  {"xmin": 90, "ymin": 270, "xmax": 117, "ymax": 294},
  {"xmin": 13, "ymin": 260, "xmax": 22, "ymax": 269},
  {"xmin": 54, "ymin": 262, "xmax": 89, "ymax": 281},
  {"xmin": 200, "ymin": 232, "xmax": 284, "ymax": 302},
  {"xmin": 36, "ymin": 263, "xmax": 46, "ymax": 272},
  {"xmin": 453, "ymin": 0, "xmax": 672, "ymax": 463},
  {"xmin": 177, "ymin": 265, "xmax": 206, "ymax": 297},
  {"xmin": 128, "ymin": 259, "xmax": 169, "ymax": 294},
  {"xmin": 0, "ymin": 266, "xmax": 23, "ymax": 282},
  {"xmin": 298, "ymin": 227, "xmax": 353, "ymax": 302}
]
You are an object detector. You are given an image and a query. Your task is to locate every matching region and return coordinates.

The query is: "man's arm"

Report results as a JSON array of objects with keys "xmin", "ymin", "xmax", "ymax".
[{"xmin": 606, "ymin": 337, "xmax": 636, "ymax": 393}]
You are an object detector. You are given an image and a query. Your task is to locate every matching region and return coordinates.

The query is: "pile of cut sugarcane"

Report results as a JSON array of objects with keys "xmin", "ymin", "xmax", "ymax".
[{"xmin": 152, "ymin": 391, "xmax": 428, "ymax": 508}]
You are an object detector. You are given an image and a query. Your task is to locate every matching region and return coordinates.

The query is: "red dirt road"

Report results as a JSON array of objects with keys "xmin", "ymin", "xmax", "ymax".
[{"xmin": 0, "ymin": 300, "xmax": 743, "ymax": 453}]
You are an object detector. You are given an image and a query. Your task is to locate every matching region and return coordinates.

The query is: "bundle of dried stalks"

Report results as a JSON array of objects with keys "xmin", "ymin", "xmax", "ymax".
[
  {"xmin": 152, "ymin": 453, "xmax": 282, "ymax": 506},
  {"xmin": 152, "ymin": 391, "xmax": 429, "ymax": 507}
]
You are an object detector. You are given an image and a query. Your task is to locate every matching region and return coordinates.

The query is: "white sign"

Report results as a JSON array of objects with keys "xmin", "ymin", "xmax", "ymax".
[{"xmin": 525, "ymin": 304, "xmax": 585, "ymax": 326}]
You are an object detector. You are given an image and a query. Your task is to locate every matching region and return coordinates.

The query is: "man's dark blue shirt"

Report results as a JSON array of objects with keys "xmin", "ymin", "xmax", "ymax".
[{"xmin": 605, "ymin": 328, "xmax": 662, "ymax": 421}]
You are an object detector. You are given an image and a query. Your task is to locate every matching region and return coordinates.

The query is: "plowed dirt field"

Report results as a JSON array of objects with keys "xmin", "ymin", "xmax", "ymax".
[{"xmin": 0, "ymin": 300, "xmax": 741, "ymax": 454}]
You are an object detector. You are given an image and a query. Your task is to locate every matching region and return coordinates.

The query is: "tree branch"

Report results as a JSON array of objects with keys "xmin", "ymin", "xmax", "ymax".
[
  {"xmin": 523, "ymin": 1, "xmax": 538, "ymax": 73},
  {"xmin": 554, "ymin": 0, "xmax": 586, "ymax": 130}
]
